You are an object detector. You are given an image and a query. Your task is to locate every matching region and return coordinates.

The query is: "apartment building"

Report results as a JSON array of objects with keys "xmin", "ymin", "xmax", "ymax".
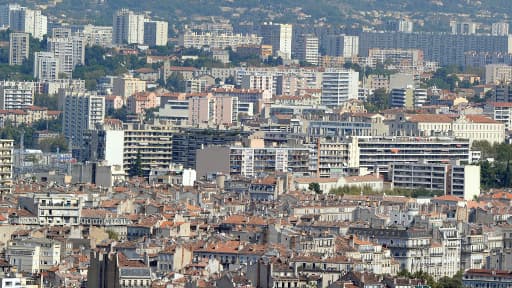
[
  {"xmin": 47, "ymin": 35, "xmax": 86, "ymax": 78},
  {"xmin": 367, "ymin": 48, "xmax": 424, "ymax": 71},
  {"xmin": 33, "ymin": 52, "xmax": 59, "ymax": 81},
  {"xmin": 143, "ymin": 20, "xmax": 168, "ymax": 46},
  {"xmin": 359, "ymin": 32, "xmax": 512, "ymax": 66},
  {"xmin": 484, "ymin": 102, "xmax": 512, "ymax": 130},
  {"xmin": 260, "ymin": 22, "xmax": 293, "ymax": 59},
  {"xmin": 188, "ymin": 95, "xmax": 238, "ymax": 126},
  {"xmin": 19, "ymin": 193, "xmax": 83, "ymax": 226},
  {"xmin": 6, "ymin": 238, "xmax": 61, "ymax": 273},
  {"xmin": 8, "ymin": 32, "xmax": 29, "ymax": 66},
  {"xmin": 389, "ymin": 161, "xmax": 480, "ymax": 200},
  {"xmin": 391, "ymin": 114, "xmax": 505, "ymax": 144},
  {"xmin": 324, "ymin": 34, "xmax": 359, "ymax": 58},
  {"xmin": 0, "ymin": 81, "xmax": 34, "ymax": 110},
  {"xmin": 486, "ymin": 64, "xmax": 512, "ymax": 84},
  {"xmin": 355, "ymin": 136, "xmax": 470, "ymax": 174},
  {"xmin": 112, "ymin": 9, "xmax": 145, "ymax": 45},
  {"xmin": 8, "ymin": 6, "xmax": 47, "ymax": 40},
  {"xmin": 316, "ymin": 139, "xmax": 359, "ymax": 178},
  {"xmin": 0, "ymin": 140, "xmax": 13, "ymax": 195},
  {"xmin": 230, "ymin": 146, "xmax": 310, "ymax": 177},
  {"xmin": 296, "ymin": 34, "xmax": 319, "ymax": 65},
  {"xmin": 81, "ymin": 24, "xmax": 113, "ymax": 47},
  {"xmin": 321, "ymin": 69, "xmax": 359, "ymax": 107},
  {"xmin": 178, "ymin": 31, "xmax": 262, "ymax": 50},
  {"xmin": 112, "ymin": 75, "xmax": 146, "ymax": 99},
  {"xmin": 390, "ymin": 87, "xmax": 427, "ymax": 109},
  {"xmin": 90, "ymin": 123, "xmax": 174, "ymax": 177},
  {"xmin": 62, "ymin": 91, "xmax": 105, "ymax": 148}
]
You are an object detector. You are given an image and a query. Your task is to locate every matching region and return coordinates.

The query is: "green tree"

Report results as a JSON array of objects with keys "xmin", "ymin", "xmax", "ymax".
[
  {"xmin": 308, "ymin": 182, "xmax": 322, "ymax": 194},
  {"xmin": 365, "ymin": 88, "xmax": 390, "ymax": 112},
  {"xmin": 128, "ymin": 151, "xmax": 143, "ymax": 177},
  {"xmin": 166, "ymin": 72, "xmax": 186, "ymax": 92}
]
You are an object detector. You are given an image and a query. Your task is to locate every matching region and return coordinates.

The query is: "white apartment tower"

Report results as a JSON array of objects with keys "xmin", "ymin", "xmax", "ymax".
[
  {"xmin": 296, "ymin": 34, "xmax": 319, "ymax": 65},
  {"xmin": 0, "ymin": 81, "xmax": 34, "ymax": 110},
  {"xmin": 9, "ymin": 7, "xmax": 47, "ymax": 39},
  {"xmin": 0, "ymin": 140, "xmax": 13, "ymax": 195},
  {"xmin": 261, "ymin": 22, "xmax": 293, "ymax": 59},
  {"xmin": 144, "ymin": 20, "xmax": 168, "ymax": 46},
  {"xmin": 47, "ymin": 36, "xmax": 85, "ymax": 78},
  {"xmin": 492, "ymin": 22, "xmax": 509, "ymax": 36},
  {"xmin": 325, "ymin": 35, "xmax": 359, "ymax": 58},
  {"xmin": 33, "ymin": 52, "xmax": 59, "ymax": 81},
  {"xmin": 0, "ymin": 4, "xmax": 20, "ymax": 28},
  {"xmin": 321, "ymin": 69, "xmax": 359, "ymax": 107},
  {"xmin": 113, "ymin": 9, "xmax": 145, "ymax": 45},
  {"xmin": 62, "ymin": 91, "xmax": 105, "ymax": 148},
  {"xmin": 9, "ymin": 32, "xmax": 29, "ymax": 66}
]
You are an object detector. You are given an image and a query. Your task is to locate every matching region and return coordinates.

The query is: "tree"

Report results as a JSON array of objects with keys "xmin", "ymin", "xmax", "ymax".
[
  {"xmin": 365, "ymin": 88, "xmax": 390, "ymax": 112},
  {"xmin": 128, "ymin": 151, "xmax": 143, "ymax": 177},
  {"xmin": 166, "ymin": 72, "xmax": 186, "ymax": 92},
  {"xmin": 308, "ymin": 182, "xmax": 322, "ymax": 194}
]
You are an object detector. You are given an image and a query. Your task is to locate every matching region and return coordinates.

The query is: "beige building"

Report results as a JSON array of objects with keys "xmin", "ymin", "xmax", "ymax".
[
  {"xmin": 112, "ymin": 75, "xmax": 146, "ymax": 100},
  {"xmin": 391, "ymin": 114, "xmax": 505, "ymax": 145},
  {"xmin": 0, "ymin": 140, "xmax": 13, "ymax": 194}
]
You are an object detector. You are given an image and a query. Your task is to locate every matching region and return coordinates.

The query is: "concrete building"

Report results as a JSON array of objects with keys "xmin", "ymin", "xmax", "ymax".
[
  {"xmin": 8, "ymin": 7, "xmax": 47, "ymax": 40},
  {"xmin": 296, "ymin": 34, "xmax": 319, "ymax": 65},
  {"xmin": 33, "ymin": 52, "xmax": 59, "ymax": 81},
  {"xmin": 387, "ymin": 19, "xmax": 414, "ymax": 33},
  {"xmin": 81, "ymin": 25, "xmax": 113, "ymax": 47},
  {"xmin": 47, "ymin": 35, "xmax": 85, "ymax": 78},
  {"xmin": 112, "ymin": 75, "xmax": 146, "ymax": 100},
  {"xmin": 0, "ymin": 81, "xmax": 34, "ymax": 110},
  {"xmin": 188, "ymin": 95, "xmax": 238, "ymax": 126},
  {"xmin": 8, "ymin": 32, "xmax": 29, "ymax": 66},
  {"xmin": 89, "ymin": 122, "xmax": 174, "ymax": 177},
  {"xmin": 19, "ymin": 193, "xmax": 83, "ymax": 226},
  {"xmin": 492, "ymin": 22, "xmax": 510, "ymax": 36},
  {"xmin": 112, "ymin": 9, "xmax": 145, "ymax": 45},
  {"xmin": 450, "ymin": 21, "xmax": 477, "ymax": 35},
  {"xmin": 260, "ymin": 22, "xmax": 293, "ymax": 59},
  {"xmin": 230, "ymin": 146, "xmax": 310, "ymax": 177},
  {"xmin": 325, "ymin": 34, "xmax": 359, "ymax": 58},
  {"xmin": 389, "ymin": 161, "xmax": 480, "ymax": 200},
  {"xmin": 355, "ymin": 136, "xmax": 470, "ymax": 174},
  {"xmin": 143, "ymin": 20, "xmax": 168, "ymax": 46},
  {"xmin": 321, "ymin": 69, "xmax": 359, "ymax": 107},
  {"xmin": 62, "ymin": 91, "xmax": 105, "ymax": 148},
  {"xmin": 391, "ymin": 87, "xmax": 427, "ymax": 109},
  {"xmin": 0, "ymin": 140, "xmax": 13, "ymax": 195},
  {"xmin": 486, "ymin": 64, "xmax": 512, "ymax": 84},
  {"xmin": 240, "ymin": 74, "xmax": 274, "ymax": 96},
  {"xmin": 178, "ymin": 31, "xmax": 262, "ymax": 50},
  {"xmin": 0, "ymin": 4, "xmax": 20, "ymax": 29},
  {"xmin": 6, "ymin": 238, "xmax": 61, "ymax": 273},
  {"xmin": 484, "ymin": 102, "xmax": 512, "ymax": 130},
  {"xmin": 359, "ymin": 31, "xmax": 512, "ymax": 66},
  {"xmin": 463, "ymin": 269, "xmax": 512, "ymax": 288},
  {"xmin": 367, "ymin": 48, "xmax": 423, "ymax": 71},
  {"xmin": 391, "ymin": 114, "xmax": 506, "ymax": 145}
]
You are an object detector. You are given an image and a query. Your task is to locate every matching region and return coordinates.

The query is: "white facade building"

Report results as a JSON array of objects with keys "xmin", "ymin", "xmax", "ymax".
[
  {"xmin": 0, "ymin": 81, "xmax": 34, "ymax": 110},
  {"xmin": 112, "ymin": 9, "xmax": 145, "ymax": 45},
  {"xmin": 9, "ymin": 32, "xmax": 29, "ymax": 66},
  {"xmin": 179, "ymin": 32, "xmax": 261, "ymax": 50},
  {"xmin": 62, "ymin": 91, "xmax": 105, "ymax": 147},
  {"xmin": 261, "ymin": 22, "xmax": 293, "ymax": 59},
  {"xmin": 144, "ymin": 20, "xmax": 168, "ymax": 46},
  {"xmin": 47, "ymin": 35, "xmax": 85, "ymax": 78},
  {"xmin": 33, "ymin": 52, "xmax": 59, "ymax": 81},
  {"xmin": 296, "ymin": 34, "xmax": 319, "ymax": 65},
  {"xmin": 0, "ymin": 140, "xmax": 13, "ymax": 195},
  {"xmin": 9, "ymin": 7, "xmax": 47, "ymax": 40},
  {"xmin": 321, "ymin": 69, "xmax": 359, "ymax": 107}
]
